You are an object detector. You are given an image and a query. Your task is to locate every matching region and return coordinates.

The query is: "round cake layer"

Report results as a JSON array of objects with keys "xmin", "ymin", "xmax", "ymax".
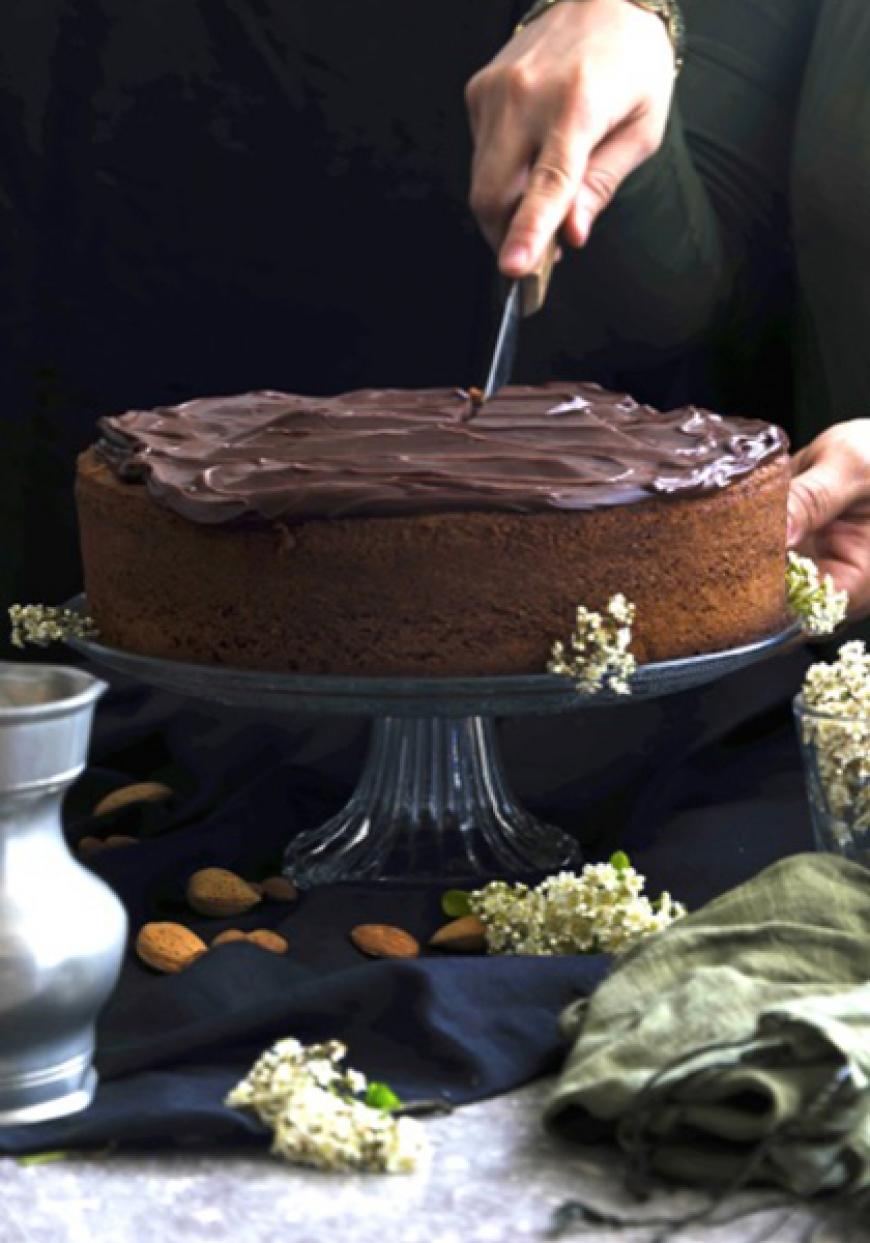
[
  {"xmin": 96, "ymin": 383, "xmax": 787, "ymax": 523},
  {"xmin": 76, "ymin": 447, "xmax": 790, "ymax": 676}
]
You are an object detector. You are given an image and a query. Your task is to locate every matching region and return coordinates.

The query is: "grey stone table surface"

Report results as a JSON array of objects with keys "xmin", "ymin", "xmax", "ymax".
[{"xmin": 0, "ymin": 1080, "xmax": 845, "ymax": 1243}]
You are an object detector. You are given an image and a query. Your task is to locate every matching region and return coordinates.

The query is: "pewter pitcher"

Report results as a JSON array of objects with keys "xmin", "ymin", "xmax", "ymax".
[{"xmin": 0, "ymin": 661, "xmax": 126, "ymax": 1124}]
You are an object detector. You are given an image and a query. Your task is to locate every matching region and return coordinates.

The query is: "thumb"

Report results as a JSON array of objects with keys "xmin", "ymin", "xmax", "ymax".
[{"xmin": 787, "ymin": 462, "xmax": 845, "ymax": 547}]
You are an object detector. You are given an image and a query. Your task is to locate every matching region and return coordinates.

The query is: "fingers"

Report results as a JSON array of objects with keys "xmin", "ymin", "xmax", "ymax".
[
  {"xmin": 470, "ymin": 117, "xmax": 537, "ymax": 255},
  {"xmin": 466, "ymin": 0, "xmax": 677, "ymax": 269},
  {"xmin": 787, "ymin": 425, "xmax": 870, "ymax": 546},
  {"xmin": 788, "ymin": 422, "xmax": 870, "ymax": 619},
  {"xmin": 562, "ymin": 113, "xmax": 663, "ymax": 248},
  {"xmin": 496, "ymin": 103, "xmax": 668, "ymax": 271},
  {"xmin": 809, "ymin": 534, "xmax": 870, "ymax": 620},
  {"xmin": 787, "ymin": 463, "xmax": 849, "ymax": 548},
  {"xmin": 499, "ymin": 129, "xmax": 593, "ymax": 277},
  {"xmin": 816, "ymin": 557, "xmax": 869, "ymax": 612}
]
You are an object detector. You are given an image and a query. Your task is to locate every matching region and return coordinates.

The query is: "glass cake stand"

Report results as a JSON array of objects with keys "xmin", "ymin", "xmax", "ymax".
[{"xmin": 66, "ymin": 597, "xmax": 800, "ymax": 886}]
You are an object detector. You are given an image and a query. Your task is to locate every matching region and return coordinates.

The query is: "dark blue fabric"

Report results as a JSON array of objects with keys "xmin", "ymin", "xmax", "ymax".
[{"xmin": 0, "ymin": 647, "xmax": 817, "ymax": 1156}]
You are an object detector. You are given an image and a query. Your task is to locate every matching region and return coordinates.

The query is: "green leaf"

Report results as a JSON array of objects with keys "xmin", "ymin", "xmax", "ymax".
[
  {"xmin": 609, "ymin": 851, "xmax": 630, "ymax": 871},
  {"xmin": 365, "ymin": 1082, "xmax": 402, "ymax": 1112},
  {"xmin": 16, "ymin": 1151, "xmax": 70, "ymax": 1166},
  {"xmin": 441, "ymin": 889, "xmax": 472, "ymax": 918}
]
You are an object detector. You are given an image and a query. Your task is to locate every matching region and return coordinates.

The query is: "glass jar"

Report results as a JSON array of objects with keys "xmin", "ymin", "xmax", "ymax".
[{"xmin": 793, "ymin": 692, "xmax": 870, "ymax": 863}]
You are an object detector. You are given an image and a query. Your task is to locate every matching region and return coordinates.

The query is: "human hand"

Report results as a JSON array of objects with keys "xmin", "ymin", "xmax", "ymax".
[
  {"xmin": 787, "ymin": 420, "xmax": 870, "ymax": 621},
  {"xmin": 465, "ymin": 0, "xmax": 676, "ymax": 278}
]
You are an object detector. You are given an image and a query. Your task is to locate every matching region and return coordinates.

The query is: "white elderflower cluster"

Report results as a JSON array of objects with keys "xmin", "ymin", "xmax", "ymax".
[
  {"xmin": 268, "ymin": 1079, "xmax": 424, "ymax": 1174},
  {"xmin": 9, "ymin": 603, "xmax": 98, "ymax": 648},
  {"xmin": 786, "ymin": 552, "xmax": 848, "ymax": 636},
  {"xmin": 225, "ymin": 1038, "xmax": 425, "ymax": 1174},
  {"xmin": 799, "ymin": 641, "xmax": 870, "ymax": 848},
  {"xmin": 467, "ymin": 857, "xmax": 686, "ymax": 956},
  {"xmin": 548, "ymin": 594, "xmax": 637, "ymax": 695}
]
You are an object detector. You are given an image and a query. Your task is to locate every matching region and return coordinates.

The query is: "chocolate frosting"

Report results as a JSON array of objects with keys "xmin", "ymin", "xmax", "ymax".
[{"xmin": 96, "ymin": 383, "xmax": 788, "ymax": 525}]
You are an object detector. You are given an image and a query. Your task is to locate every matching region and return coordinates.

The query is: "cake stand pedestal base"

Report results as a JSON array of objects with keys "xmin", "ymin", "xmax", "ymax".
[{"xmin": 282, "ymin": 715, "xmax": 581, "ymax": 887}]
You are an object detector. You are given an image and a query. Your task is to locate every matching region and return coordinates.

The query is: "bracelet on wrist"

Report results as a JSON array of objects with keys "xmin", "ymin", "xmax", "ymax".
[{"xmin": 515, "ymin": 0, "xmax": 685, "ymax": 75}]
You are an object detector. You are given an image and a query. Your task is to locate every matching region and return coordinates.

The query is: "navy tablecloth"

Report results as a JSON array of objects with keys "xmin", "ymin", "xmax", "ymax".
[{"xmin": 0, "ymin": 648, "xmax": 816, "ymax": 1154}]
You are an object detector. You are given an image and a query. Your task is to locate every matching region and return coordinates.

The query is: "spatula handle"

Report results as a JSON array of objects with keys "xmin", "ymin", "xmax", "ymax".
[{"xmin": 519, "ymin": 236, "xmax": 559, "ymax": 317}]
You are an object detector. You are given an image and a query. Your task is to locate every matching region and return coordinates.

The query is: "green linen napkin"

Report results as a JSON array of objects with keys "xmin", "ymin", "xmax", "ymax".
[{"xmin": 545, "ymin": 854, "xmax": 870, "ymax": 1197}]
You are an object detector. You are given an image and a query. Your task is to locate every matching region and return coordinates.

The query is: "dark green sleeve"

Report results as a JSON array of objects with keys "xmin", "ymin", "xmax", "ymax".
[
  {"xmin": 520, "ymin": 0, "xmax": 818, "ymax": 425},
  {"xmin": 791, "ymin": 0, "xmax": 870, "ymax": 444}
]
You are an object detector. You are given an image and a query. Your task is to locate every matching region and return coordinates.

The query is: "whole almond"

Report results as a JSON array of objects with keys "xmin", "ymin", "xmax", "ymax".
[
  {"xmin": 77, "ymin": 835, "xmax": 106, "ymax": 857},
  {"xmin": 211, "ymin": 929, "xmax": 248, "ymax": 947},
  {"xmin": 246, "ymin": 929, "xmax": 289, "ymax": 954},
  {"xmin": 428, "ymin": 915, "xmax": 487, "ymax": 954},
  {"xmin": 93, "ymin": 782, "xmax": 173, "ymax": 818},
  {"xmin": 350, "ymin": 924, "xmax": 420, "ymax": 960},
  {"xmin": 136, "ymin": 922, "xmax": 207, "ymax": 973},
  {"xmin": 103, "ymin": 834, "xmax": 139, "ymax": 850},
  {"xmin": 260, "ymin": 876, "xmax": 299, "ymax": 904},
  {"xmin": 186, "ymin": 868, "xmax": 262, "ymax": 917}
]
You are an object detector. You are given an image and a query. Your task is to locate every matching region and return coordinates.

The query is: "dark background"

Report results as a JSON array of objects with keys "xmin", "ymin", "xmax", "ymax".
[
  {"xmin": 0, "ymin": 0, "xmax": 796, "ymax": 650},
  {"xmin": 0, "ymin": 0, "xmax": 507, "ymax": 633}
]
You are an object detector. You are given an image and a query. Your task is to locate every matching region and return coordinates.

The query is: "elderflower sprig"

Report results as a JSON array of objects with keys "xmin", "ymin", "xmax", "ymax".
[
  {"xmin": 548, "ymin": 594, "xmax": 637, "ymax": 695},
  {"xmin": 460, "ymin": 853, "xmax": 685, "ymax": 957},
  {"xmin": 786, "ymin": 552, "xmax": 848, "ymax": 636},
  {"xmin": 225, "ymin": 1038, "xmax": 425, "ymax": 1174},
  {"xmin": 9, "ymin": 604, "xmax": 98, "ymax": 649},
  {"xmin": 797, "ymin": 640, "xmax": 870, "ymax": 849}
]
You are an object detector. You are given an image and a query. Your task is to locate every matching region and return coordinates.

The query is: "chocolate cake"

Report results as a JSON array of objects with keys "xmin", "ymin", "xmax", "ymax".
[{"xmin": 75, "ymin": 383, "xmax": 790, "ymax": 676}]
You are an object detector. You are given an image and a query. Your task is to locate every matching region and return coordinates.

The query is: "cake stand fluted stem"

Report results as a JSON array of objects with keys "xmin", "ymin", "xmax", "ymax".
[{"xmin": 282, "ymin": 715, "xmax": 583, "ymax": 886}]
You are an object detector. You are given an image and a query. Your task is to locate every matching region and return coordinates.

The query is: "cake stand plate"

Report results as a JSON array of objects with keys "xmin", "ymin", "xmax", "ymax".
[{"xmin": 66, "ymin": 597, "xmax": 800, "ymax": 886}]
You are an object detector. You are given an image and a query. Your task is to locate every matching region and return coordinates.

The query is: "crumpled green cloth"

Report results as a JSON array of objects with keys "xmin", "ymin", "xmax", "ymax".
[{"xmin": 545, "ymin": 854, "xmax": 870, "ymax": 1197}]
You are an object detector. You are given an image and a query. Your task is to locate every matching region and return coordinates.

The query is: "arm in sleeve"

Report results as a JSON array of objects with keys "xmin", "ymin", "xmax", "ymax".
[{"xmin": 519, "ymin": 0, "xmax": 819, "ymax": 415}]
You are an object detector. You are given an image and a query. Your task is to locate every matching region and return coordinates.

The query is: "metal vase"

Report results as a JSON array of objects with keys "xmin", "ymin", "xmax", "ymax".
[{"xmin": 0, "ymin": 661, "xmax": 126, "ymax": 1124}]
